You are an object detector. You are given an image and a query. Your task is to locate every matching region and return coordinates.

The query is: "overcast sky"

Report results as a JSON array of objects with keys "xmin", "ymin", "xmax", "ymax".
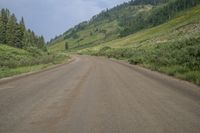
[{"xmin": 0, "ymin": 0, "xmax": 129, "ymax": 41}]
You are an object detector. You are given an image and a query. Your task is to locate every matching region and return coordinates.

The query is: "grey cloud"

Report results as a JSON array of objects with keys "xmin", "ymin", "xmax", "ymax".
[{"xmin": 0, "ymin": 0, "xmax": 129, "ymax": 41}]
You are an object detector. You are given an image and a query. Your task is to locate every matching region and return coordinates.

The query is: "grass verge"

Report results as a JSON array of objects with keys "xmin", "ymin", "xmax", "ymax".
[{"xmin": 0, "ymin": 44, "xmax": 70, "ymax": 79}]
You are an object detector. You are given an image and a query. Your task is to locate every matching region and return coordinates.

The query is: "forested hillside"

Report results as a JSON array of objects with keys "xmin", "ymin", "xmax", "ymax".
[
  {"xmin": 119, "ymin": 0, "xmax": 200, "ymax": 36},
  {"xmin": 0, "ymin": 8, "xmax": 46, "ymax": 51},
  {"xmin": 50, "ymin": 0, "xmax": 200, "ymax": 84},
  {"xmin": 81, "ymin": 4, "xmax": 200, "ymax": 84},
  {"xmin": 49, "ymin": 0, "xmax": 200, "ymax": 51},
  {"xmin": 0, "ymin": 9, "xmax": 68, "ymax": 78}
]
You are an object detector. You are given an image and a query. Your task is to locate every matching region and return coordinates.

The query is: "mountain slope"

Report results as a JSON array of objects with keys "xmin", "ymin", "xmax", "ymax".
[
  {"xmin": 80, "ymin": 5, "xmax": 200, "ymax": 84},
  {"xmin": 49, "ymin": 4, "xmax": 153, "ymax": 52},
  {"xmin": 0, "ymin": 9, "xmax": 70, "ymax": 79},
  {"xmin": 49, "ymin": 0, "xmax": 199, "ymax": 52},
  {"xmin": 50, "ymin": 0, "xmax": 200, "ymax": 84}
]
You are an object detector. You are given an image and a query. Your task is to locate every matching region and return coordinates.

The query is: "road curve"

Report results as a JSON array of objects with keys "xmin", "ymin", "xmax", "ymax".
[{"xmin": 0, "ymin": 55, "xmax": 200, "ymax": 133}]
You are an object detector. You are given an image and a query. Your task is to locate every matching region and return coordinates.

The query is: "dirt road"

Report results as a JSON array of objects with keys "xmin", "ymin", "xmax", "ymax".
[{"xmin": 0, "ymin": 56, "xmax": 200, "ymax": 133}]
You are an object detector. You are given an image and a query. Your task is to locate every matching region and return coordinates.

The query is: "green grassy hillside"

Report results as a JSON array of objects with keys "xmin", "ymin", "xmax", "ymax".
[
  {"xmin": 49, "ymin": 5, "xmax": 153, "ymax": 52},
  {"xmin": 80, "ymin": 5, "xmax": 200, "ymax": 84},
  {"xmin": 0, "ymin": 44, "xmax": 68, "ymax": 78},
  {"xmin": 50, "ymin": 1, "xmax": 200, "ymax": 84},
  {"xmin": 0, "ymin": 8, "xmax": 71, "ymax": 79},
  {"xmin": 49, "ymin": 0, "xmax": 199, "ymax": 52},
  {"xmin": 81, "ymin": 4, "xmax": 200, "ymax": 49}
]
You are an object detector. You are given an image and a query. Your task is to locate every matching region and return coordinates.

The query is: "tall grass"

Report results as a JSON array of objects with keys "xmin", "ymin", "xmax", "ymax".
[{"xmin": 0, "ymin": 44, "xmax": 69, "ymax": 78}]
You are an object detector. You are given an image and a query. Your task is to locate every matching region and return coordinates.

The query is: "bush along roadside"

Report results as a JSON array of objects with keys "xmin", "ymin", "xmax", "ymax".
[
  {"xmin": 87, "ymin": 37, "xmax": 200, "ymax": 85},
  {"xmin": 0, "ymin": 44, "xmax": 69, "ymax": 79}
]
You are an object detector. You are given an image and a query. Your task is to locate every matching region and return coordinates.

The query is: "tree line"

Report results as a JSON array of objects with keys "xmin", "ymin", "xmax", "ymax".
[
  {"xmin": 0, "ymin": 8, "xmax": 46, "ymax": 51},
  {"xmin": 129, "ymin": 0, "xmax": 169, "ymax": 5},
  {"xmin": 119, "ymin": 0, "xmax": 200, "ymax": 37}
]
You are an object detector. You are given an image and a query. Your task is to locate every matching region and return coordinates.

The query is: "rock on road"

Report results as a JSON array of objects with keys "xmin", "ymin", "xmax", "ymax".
[{"xmin": 0, "ymin": 56, "xmax": 200, "ymax": 133}]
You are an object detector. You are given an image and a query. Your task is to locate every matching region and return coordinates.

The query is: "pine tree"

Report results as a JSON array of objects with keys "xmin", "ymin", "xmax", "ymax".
[
  {"xmin": 14, "ymin": 17, "xmax": 26, "ymax": 48},
  {"xmin": 22, "ymin": 30, "xmax": 29, "ymax": 48},
  {"xmin": 0, "ymin": 15, "xmax": 4, "ymax": 44},
  {"xmin": 65, "ymin": 42, "xmax": 69, "ymax": 50},
  {"xmin": 0, "ymin": 9, "xmax": 10, "ymax": 44},
  {"xmin": 14, "ymin": 24, "xmax": 24, "ymax": 48},
  {"xmin": 22, "ymin": 29, "xmax": 34, "ymax": 48},
  {"xmin": 6, "ymin": 13, "xmax": 17, "ymax": 46},
  {"xmin": 39, "ymin": 36, "xmax": 46, "ymax": 51},
  {"xmin": 0, "ymin": 8, "xmax": 47, "ymax": 51}
]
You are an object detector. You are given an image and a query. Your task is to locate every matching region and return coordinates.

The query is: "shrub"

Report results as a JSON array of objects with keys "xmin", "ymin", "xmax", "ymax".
[
  {"xmin": 128, "ymin": 57, "xmax": 143, "ymax": 65},
  {"xmin": 65, "ymin": 42, "xmax": 69, "ymax": 50}
]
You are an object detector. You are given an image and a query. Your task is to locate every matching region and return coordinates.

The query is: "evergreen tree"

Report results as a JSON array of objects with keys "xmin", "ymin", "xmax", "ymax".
[
  {"xmin": 14, "ymin": 17, "xmax": 26, "ymax": 48},
  {"xmin": 65, "ymin": 42, "xmax": 69, "ymax": 50},
  {"xmin": 0, "ymin": 15, "xmax": 4, "ymax": 44},
  {"xmin": 22, "ymin": 30, "xmax": 30, "ymax": 48},
  {"xmin": 37, "ymin": 36, "xmax": 46, "ymax": 49},
  {"xmin": 119, "ymin": 0, "xmax": 200, "ymax": 37},
  {"xmin": 23, "ymin": 29, "xmax": 34, "ymax": 48},
  {"xmin": 0, "ymin": 9, "xmax": 10, "ymax": 44},
  {"xmin": 0, "ymin": 8, "xmax": 46, "ymax": 50},
  {"xmin": 6, "ymin": 13, "xmax": 17, "ymax": 46}
]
